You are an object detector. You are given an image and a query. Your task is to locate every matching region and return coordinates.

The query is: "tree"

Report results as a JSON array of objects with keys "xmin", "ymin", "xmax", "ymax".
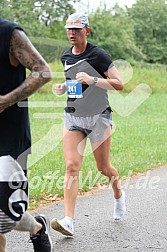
[
  {"xmin": 33, "ymin": 0, "xmax": 80, "ymax": 39},
  {"xmin": 35, "ymin": 0, "xmax": 79, "ymax": 26},
  {"xmin": 89, "ymin": 5, "xmax": 144, "ymax": 63},
  {"xmin": 128, "ymin": 0, "xmax": 167, "ymax": 64},
  {"xmin": 0, "ymin": 0, "xmax": 80, "ymax": 37},
  {"xmin": 0, "ymin": 0, "xmax": 46, "ymax": 36}
]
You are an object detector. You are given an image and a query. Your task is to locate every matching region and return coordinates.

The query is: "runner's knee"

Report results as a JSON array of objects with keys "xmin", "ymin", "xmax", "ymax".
[
  {"xmin": 65, "ymin": 160, "xmax": 81, "ymax": 176},
  {"xmin": 97, "ymin": 162, "xmax": 117, "ymax": 178}
]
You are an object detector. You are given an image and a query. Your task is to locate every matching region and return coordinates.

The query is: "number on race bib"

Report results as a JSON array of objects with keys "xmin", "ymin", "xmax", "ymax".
[{"xmin": 66, "ymin": 80, "xmax": 83, "ymax": 98}]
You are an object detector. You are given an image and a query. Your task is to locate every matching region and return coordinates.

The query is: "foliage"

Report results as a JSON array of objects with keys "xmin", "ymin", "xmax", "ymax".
[
  {"xmin": 0, "ymin": 0, "xmax": 78, "ymax": 37},
  {"xmin": 89, "ymin": 5, "xmax": 144, "ymax": 62},
  {"xmin": 0, "ymin": 0, "xmax": 45, "ymax": 36},
  {"xmin": 128, "ymin": 0, "xmax": 167, "ymax": 64},
  {"xmin": 0, "ymin": 0, "xmax": 166, "ymax": 64},
  {"xmin": 34, "ymin": 0, "xmax": 79, "ymax": 26},
  {"xmin": 30, "ymin": 37, "xmax": 69, "ymax": 63}
]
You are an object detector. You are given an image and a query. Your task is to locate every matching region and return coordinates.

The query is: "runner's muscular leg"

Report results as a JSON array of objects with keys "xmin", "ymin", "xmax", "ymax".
[
  {"xmin": 14, "ymin": 212, "xmax": 42, "ymax": 235},
  {"xmin": 63, "ymin": 129, "xmax": 86, "ymax": 218},
  {"xmin": 92, "ymin": 126, "xmax": 122, "ymax": 199}
]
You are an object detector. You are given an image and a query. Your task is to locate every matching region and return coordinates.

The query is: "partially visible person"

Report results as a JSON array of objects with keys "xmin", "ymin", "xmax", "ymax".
[
  {"xmin": 0, "ymin": 234, "xmax": 6, "ymax": 252},
  {"xmin": 51, "ymin": 13, "xmax": 126, "ymax": 237},
  {"xmin": 0, "ymin": 18, "xmax": 52, "ymax": 251}
]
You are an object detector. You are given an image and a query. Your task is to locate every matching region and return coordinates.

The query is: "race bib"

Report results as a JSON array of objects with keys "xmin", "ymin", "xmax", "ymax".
[{"xmin": 66, "ymin": 80, "xmax": 83, "ymax": 98}]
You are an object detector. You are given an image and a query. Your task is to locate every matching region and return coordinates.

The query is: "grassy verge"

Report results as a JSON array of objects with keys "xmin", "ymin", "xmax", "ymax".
[{"xmin": 28, "ymin": 62, "xmax": 167, "ymax": 207}]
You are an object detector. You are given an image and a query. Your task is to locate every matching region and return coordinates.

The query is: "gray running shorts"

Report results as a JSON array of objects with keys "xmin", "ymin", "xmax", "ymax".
[{"xmin": 64, "ymin": 108, "xmax": 112, "ymax": 143}]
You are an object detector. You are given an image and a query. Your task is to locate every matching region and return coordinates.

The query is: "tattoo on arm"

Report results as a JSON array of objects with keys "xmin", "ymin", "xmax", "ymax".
[{"xmin": 5, "ymin": 29, "xmax": 52, "ymax": 107}]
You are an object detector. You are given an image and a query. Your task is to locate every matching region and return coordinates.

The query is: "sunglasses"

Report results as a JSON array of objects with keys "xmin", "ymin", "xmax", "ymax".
[{"xmin": 66, "ymin": 19, "xmax": 87, "ymax": 27}]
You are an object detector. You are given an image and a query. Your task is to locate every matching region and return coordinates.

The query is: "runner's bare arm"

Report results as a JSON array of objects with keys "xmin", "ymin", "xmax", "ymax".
[
  {"xmin": 0, "ymin": 29, "xmax": 52, "ymax": 112},
  {"xmin": 76, "ymin": 66, "xmax": 123, "ymax": 91}
]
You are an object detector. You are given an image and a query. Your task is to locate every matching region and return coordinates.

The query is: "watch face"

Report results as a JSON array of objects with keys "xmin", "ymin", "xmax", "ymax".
[{"xmin": 94, "ymin": 77, "xmax": 98, "ymax": 84}]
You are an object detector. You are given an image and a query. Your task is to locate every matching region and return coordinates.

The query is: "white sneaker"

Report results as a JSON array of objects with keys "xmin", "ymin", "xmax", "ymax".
[
  {"xmin": 51, "ymin": 217, "xmax": 74, "ymax": 236},
  {"xmin": 113, "ymin": 190, "xmax": 126, "ymax": 220}
]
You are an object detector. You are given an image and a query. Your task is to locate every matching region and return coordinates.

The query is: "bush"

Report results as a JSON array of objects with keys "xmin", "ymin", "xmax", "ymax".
[{"xmin": 30, "ymin": 37, "xmax": 69, "ymax": 63}]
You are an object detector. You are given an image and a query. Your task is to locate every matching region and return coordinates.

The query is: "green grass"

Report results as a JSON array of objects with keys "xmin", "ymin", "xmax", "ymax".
[
  {"xmin": 27, "ymin": 62, "xmax": 167, "ymax": 206},
  {"xmin": 125, "ymin": 65, "xmax": 167, "ymax": 93},
  {"xmin": 111, "ymin": 93, "xmax": 167, "ymax": 175}
]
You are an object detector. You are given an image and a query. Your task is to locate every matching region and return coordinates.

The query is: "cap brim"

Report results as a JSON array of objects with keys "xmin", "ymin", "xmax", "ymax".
[{"xmin": 64, "ymin": 24, "xmax": 85, "ymax": 29}]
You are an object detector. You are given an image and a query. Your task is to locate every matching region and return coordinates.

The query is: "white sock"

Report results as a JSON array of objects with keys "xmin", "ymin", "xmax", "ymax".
[
  {"xmin": 64, "ymin": 216, "xmax": 74, "ymax": 226},
  {"xmin": 115, "ymin": 196, "xmax": 122, "ymax": 202}
]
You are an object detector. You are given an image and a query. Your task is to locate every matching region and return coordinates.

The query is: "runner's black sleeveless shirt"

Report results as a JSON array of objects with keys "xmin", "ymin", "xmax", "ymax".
[{"xmin": 0, "ymin": 19, "xmax": 31, "ymax": 158}]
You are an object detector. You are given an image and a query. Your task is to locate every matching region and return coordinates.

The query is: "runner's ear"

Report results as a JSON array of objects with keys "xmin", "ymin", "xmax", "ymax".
[{"xmin": 86, "ymin": 27, "xmax": 91, "ymax": 35}]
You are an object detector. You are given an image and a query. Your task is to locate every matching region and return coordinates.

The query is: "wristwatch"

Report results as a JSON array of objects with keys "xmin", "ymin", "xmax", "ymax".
[{"xmin": 92, "ymin": 77, "xmax": 98, "ymax": 85}]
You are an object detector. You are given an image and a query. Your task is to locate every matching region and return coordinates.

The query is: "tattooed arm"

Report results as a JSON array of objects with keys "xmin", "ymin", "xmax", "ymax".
[{"xmin": 0, "ymin": 29, "xmax": 52, "ymax": 113}]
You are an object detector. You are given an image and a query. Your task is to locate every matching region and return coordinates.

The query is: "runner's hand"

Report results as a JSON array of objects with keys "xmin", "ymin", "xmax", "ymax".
[
  {"xmin": 76, "ymin": 72, "xmax": 94, "ymax": 85},
  {"xmin": 52, "ymin": 84, "xmax": 66, "ymax": 95}
]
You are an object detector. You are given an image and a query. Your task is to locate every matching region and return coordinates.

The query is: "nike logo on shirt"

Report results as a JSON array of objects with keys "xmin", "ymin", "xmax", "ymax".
[{"xmin": 64, "ymin": 59, "xmax": 88, "ymax": 71}]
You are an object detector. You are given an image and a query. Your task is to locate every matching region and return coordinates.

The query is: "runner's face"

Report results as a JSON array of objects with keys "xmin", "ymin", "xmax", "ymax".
[{"xmin": 66, "ymin": 28, "xmax": 88, "ymax": 46}]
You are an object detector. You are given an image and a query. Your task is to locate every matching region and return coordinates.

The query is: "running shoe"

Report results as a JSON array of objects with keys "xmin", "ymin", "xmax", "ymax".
[
  {"xmin": 30, "ymin": 214, "xmax": 52, "ymax": 252},
  {"xmin": 51, "ymin": 217, "xmax": 74, "ymax": 237}
]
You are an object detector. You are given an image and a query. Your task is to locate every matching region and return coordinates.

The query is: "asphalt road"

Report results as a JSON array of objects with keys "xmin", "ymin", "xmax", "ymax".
[{"xmin": 6, "ymin": 166, "xmax": 167, "ymax": 252}]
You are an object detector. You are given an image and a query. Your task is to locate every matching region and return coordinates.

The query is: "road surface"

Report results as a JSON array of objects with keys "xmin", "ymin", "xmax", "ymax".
[{"xmin": 6, "ymin": 166, "xmax": 167, "ymax": 252}]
